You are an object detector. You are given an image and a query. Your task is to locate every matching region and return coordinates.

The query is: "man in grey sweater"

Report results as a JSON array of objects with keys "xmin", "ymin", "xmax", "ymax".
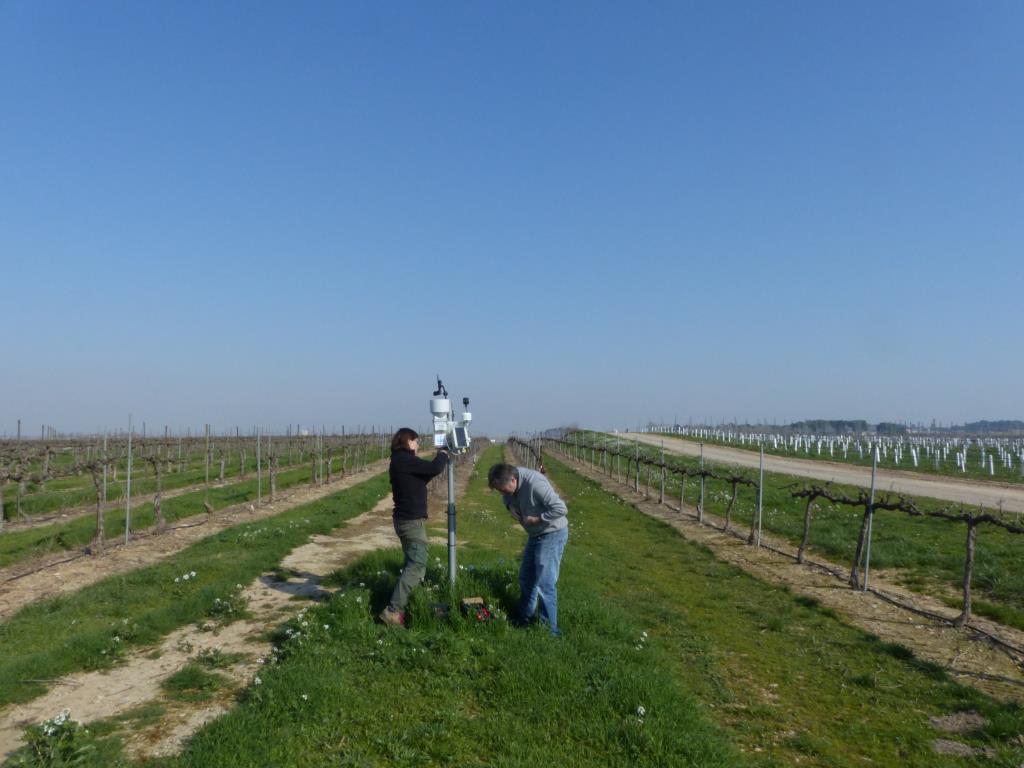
[{"xmin": 488, "ymin": 463, "xmax": 569, "ymax": 635}]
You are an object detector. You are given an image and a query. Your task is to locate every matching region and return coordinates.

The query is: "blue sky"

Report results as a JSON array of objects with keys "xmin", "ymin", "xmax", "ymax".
[{"xmin": 2, "ymin": 2, "xmax": 1021, "ymax": 437}]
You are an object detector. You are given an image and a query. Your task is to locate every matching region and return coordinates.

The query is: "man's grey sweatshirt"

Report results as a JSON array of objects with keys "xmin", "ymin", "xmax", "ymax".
[{"xmin": 501, "ymin": 467, "xmax": 568, "ymax": 537}]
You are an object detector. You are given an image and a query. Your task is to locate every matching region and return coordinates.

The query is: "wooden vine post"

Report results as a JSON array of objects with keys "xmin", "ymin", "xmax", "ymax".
[
  {"xmin": 955, "ymin": 507, "xmax": 978, "ymax": 628},
  {"xmin": 849, "ymin": 494, "xmax": 873, "ymax": 589},
  {"xmin": 0, "ymin": 462, "xmax": 7, "ymax": 533},
  {"xmin": 140, "ymin": 442, "xmax": 167, "ymax": 532},
  {"xmin": 659, "ymin": 442, "xmax": 665, "ymax": 504},
  {"xmin": 790, "ymin": 486, "xmax": 828, "ymax": 564},
  {"xmin": 724, "ymin": 476, "xmax": 742, "ymax": 531},
  {"xmin": 85, "ymin": 459, "xmax": 108, "ymax": 553}
]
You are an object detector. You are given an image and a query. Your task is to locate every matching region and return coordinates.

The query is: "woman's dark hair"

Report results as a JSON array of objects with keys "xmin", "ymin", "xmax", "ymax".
[{"xmin": 391, "ymin": 428, "xmax": 419, "ymax": 452}]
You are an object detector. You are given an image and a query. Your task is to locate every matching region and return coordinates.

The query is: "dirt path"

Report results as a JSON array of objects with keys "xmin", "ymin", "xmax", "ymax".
[
  {"xmin": 560, "ymin": 450, "xmax": 1024, "ymax": 704},
  {"xmin": 0, "ymin": 446, "xmax": 485, "ymax": 762},
  {"xmin": 0, "ymin": 461, "xmax": 388, "ymax": 622},
  {"xmin": 624, "ymin": 432, "xmax": 1024, "ymax": 514}
]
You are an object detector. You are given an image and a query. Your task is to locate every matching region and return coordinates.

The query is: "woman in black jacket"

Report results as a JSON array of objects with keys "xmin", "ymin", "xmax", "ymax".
[{"xmin": 379, "ymin": 428, "xmax": 448, "ymax": 627}]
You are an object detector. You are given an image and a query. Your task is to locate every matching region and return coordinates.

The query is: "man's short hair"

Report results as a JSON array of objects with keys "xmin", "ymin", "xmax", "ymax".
[{"xmin": 487, "ymin": 463, "xmax": 519, "ymax": 490}]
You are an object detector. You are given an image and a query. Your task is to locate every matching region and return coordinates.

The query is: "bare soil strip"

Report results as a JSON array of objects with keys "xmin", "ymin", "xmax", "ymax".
[
  {"xmin": 562, "ymin": 451, "xmax": 1024, "ymax": 704},
  {"xmin": 0, "ymin": 461, "xmax": 388, "ymax": 622},
  {"xmin": 625, "ymin": 432, "xmax": 1024, "ymax": 514},
  {"xmin": 0, "ymin": 449, "xmax": 479, "ymax": 762}
]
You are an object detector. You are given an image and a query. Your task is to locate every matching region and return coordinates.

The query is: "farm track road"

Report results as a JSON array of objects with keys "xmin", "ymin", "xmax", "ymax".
[{"xmin": 624, "ymin": 433, "xmax": 1024, "ymax": 514}]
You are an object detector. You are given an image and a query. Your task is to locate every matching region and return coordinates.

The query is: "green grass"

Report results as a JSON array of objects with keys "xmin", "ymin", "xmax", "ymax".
[
  {"xmin": 31, "ymin": 444, "xmax": 1021, "ymax": 768},
  {"xmin": 161, "ymin": 664, "xmax": 227, "ymax": 702},
  {"xmin": 194, "ymin": 647, "xmax": 247, "ymax": 670},
  {"xmin": 537, "ymin": 453, "xmax": 1024, "ymax": 767},
  {"xmin": 8, "ymin": 445, "xmax": 1024, "ymax": 767},
  {"xmin": 0, "ymin": 455, "xmax": 382, "ymax": 571},
  {"xmin": 115, "ymin": 444, "xmax": 738, "ymax": 768},
  {"xmin": 580, "ymin": 432, "xmax": 1024, "ymax": 630},
  {"xmin": 0, "ymin": 473, "xmax": 390, "ymax": 709}
]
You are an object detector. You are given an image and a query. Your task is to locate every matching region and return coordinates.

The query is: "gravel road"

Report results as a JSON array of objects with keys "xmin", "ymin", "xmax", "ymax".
[{"xmin": 623, "ymin": 433, "xmax": 1024, "ymax": 514}]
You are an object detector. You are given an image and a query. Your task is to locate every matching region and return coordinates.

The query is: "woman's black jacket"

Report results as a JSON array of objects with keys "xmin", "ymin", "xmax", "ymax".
[{"xmin": 389, "ymin": 449, "xmax": 447, "ymax": 520}]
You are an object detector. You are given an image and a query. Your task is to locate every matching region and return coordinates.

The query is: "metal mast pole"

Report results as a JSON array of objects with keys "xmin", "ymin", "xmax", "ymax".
[{"xmin": 447, "ymin": 453, "xmax": 457, "ymax": 587}]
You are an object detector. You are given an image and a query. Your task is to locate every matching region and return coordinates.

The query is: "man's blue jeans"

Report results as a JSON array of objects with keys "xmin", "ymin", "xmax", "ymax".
[{"xmin": 519, "ymin": 526, "xmax": 569, "ymax": 635}]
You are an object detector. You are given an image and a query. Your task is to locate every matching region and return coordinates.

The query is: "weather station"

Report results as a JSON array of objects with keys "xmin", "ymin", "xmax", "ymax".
[{"xmin": 430, "ymin": 378, "xmax": 472, "ymax": 585}]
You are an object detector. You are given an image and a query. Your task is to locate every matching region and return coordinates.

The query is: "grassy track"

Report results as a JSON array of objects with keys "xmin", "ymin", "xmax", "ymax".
[
  {"xmin": 34, "ymin": 444, "xmax": 1021, "ymax": 767},
  {"xmin": 0, "ymin": 473, "xmax": 390, "ymax": 709},
  {"xmin": 588, "ymin": 433, "xmax": 1024, "ymax": 630}
]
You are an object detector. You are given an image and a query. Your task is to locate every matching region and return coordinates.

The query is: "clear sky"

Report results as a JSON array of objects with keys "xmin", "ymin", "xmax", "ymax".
[{"xmin": 2, "ymin": 2, "xmax": 1021, "ymax": 438}]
